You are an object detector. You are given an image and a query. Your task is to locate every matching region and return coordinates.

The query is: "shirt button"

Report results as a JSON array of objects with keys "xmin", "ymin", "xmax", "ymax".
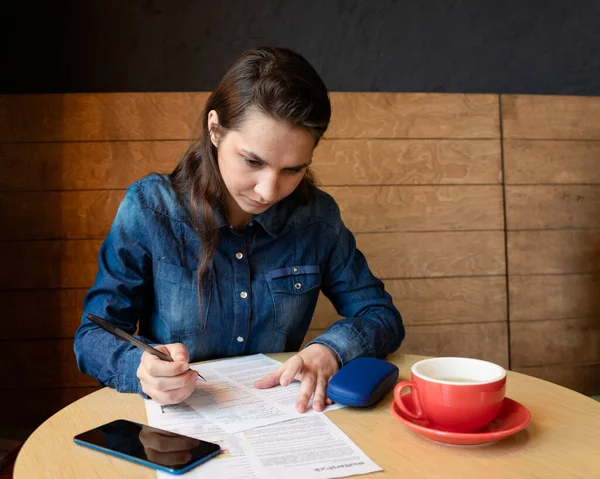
[
  {"xmin": 294, "ymin": 283, "xmax": 302, "ymax": 290},
  {"xmin": 293, "ymin": 267, "xmax": 298, "ymax": 273},
  {"xmin": 240, "ymin": 291, "xmax": 248, "ymax": 299},
  {"xmin": 248, "ymin": 221, "xmax": 254, "ymax": 226},
  {"xmin": 236, "ymin": 252, "xmax": 243, "ymax": 260},
  {"xmin": 237, "ymin": 336, "xmax": 244, "ymax": 343}
]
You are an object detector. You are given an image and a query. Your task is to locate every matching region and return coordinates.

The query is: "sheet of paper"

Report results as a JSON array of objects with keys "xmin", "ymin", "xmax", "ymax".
[
  {"xmin": 146, "ymin": 398, "xmax": 382, "ymax": 479},
  {"xmin": 185, "ymin": 354, "xmax": 344, "ymax": 434},
  {"xmin": 240, "ymin": 414, "xmax": 382, "ymax": 479},
  {"xmin": 146, "ymin": 400, "xmax": 259, "ymax": 479}
]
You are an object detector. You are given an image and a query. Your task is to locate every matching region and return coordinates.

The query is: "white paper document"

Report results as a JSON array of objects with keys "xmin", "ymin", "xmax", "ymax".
[
  {"xmin": 145, "ymin": 399, "xmax": 382, "ymax": 479},
  {"xmin": 185, "ymin": 354, "xmax": 344, "ymax": 434}
]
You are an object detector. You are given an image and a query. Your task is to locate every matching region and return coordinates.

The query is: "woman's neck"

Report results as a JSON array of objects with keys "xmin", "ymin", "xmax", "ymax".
[{"xmin": 225, "ymin": 196, "xmax": 253, "ymax": 229}]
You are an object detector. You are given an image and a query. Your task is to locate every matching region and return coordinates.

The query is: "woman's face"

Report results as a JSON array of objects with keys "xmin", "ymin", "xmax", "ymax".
[{"xmin": 208, "ymin": 108, "xmax": 315, "ymax": 227}]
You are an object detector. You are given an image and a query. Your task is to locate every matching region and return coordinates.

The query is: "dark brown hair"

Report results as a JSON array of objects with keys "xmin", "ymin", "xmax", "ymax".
[{"xmin": 170, "ymin": 46, "xmax": 331, "ymax": 300}]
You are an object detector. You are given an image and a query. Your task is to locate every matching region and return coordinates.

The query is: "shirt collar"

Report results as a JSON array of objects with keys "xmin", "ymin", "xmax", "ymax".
[{"xmin": 214, "ymin": 197, "xmax": 292, "ymax": 237}]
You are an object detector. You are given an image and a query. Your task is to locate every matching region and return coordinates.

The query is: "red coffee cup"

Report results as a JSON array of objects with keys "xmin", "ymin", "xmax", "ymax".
[{"xmin": 394, "ymin": 357, "xmax": 506, "ymax": 433}]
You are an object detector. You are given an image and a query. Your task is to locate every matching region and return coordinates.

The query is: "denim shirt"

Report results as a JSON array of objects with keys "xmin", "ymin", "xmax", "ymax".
[{"xmin": 74, "ymin": 174, "xmax": 404, "ymax": 394}]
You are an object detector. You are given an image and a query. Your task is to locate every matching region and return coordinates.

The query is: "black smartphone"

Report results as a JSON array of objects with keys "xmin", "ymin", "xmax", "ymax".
[{"xmin": 74, "ymin": 419, "xmax": 221, "ymax": 475}]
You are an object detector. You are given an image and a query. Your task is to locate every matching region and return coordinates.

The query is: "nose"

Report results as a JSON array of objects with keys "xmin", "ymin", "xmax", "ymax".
[{"xmin": 254, "ymin": 171, "xmax": 279, "ymax": 203}]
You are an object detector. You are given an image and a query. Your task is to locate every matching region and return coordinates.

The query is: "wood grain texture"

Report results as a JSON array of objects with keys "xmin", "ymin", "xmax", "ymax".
[
  {"xmin": 0, "ymin": 289, "xmax": 87, "ymax": 339},
  {"xmin": 0, "ymin": 93, "xmax": 499, "ymax": 142},
  {"xmin": 0, "ymin": 139, "xmax": 501, "ymax": 192},
  {"xmin": 513, "ymin": 362, "xmax": 600, "ymax": 396},
  {"xmin": 0, "ymin": 190, "xmax": 125, "ymax": 240},
  {"xmin": 508, "ymin": 230, "xmax": 600, "ymax": 275},
  {"xmin": 357, "ymin": 231, "xmax": 506, "ymax": 278},
  {"xmin": 326, "ymin": 185, "xmax": 504, "ymax": 232},
  {"xmin": 0, "ymin": 141, "xmax": 185, "ymax": 191},
  {"xmin": 502, "ymin": 94, "xmax": 600, "ymax": 140},
  {"xmin": 509, "ymin": 274, "xmax": 600, "ymax": 321},
  {"xmin": 510, "ymin": 318, "xmax": 600, "ymax": 367},
  {"xmin": 400, "ymin": 322, "xmax": 509, "ymax": 368},
  {"xmin": 0, "ymin": 388, "xmax": 99, "ymax": 428},
  {"xmin": 311, "ymin": 276, "xmax": 507, "ymax": 329},
  {"xmin": 0, "ymin": 185, "xmax": 503, "ymax": 241},
  {"xmin": 0, "ymin": 93, "xmax": 209, "ymax": 142},
  {"xmin": 506, "ymin": 185, "xmax": 600, "ymax": 230},
  {"xmin": 14, "ymin": 353, "xmax": 600, "ymax": 479},
  {"xmin": 327, "ymin": 93, "xmax": 500, "ymax": 138},
  {"xmin": 0, "ymin": 339, "xmax": 98, "ymax": 389},
  {"xmin": 504, "ymin": 140, "xmax": 600, "ymax": 185},
  {"xmin": 0, "ymin": 240, "xmax": 101, "ymax": 289},
  {"xmin": 305, "ymin": 322, "xmax": 509, "ymax": 367},
  {"xmin": 312, "ymin": 139, "xmax": 501, "ymax": 185}
]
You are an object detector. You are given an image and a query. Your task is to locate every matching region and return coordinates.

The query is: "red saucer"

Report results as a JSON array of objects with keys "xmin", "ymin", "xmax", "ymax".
[{"xmin": 391, "ymin": 392, "xmax": 531, "ymax": 446}]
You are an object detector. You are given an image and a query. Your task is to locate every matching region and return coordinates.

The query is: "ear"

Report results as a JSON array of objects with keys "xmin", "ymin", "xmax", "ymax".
[{"xmin": 207, "ymin": 110, "xmax": 220, "ymax": 147}]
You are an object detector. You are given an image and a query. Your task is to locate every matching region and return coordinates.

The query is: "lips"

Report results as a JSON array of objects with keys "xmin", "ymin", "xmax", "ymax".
[{"xmin": 246, "ymin": 197, "xmax": 270, "ymax": 208}]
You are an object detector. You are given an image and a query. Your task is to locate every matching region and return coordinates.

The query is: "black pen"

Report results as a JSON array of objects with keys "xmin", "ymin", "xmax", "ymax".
[{"xmin": 86, "ymin": 313, "xmax": 205, "ymax": 381}]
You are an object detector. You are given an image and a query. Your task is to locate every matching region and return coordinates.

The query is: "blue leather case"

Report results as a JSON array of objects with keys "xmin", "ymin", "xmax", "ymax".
[{"xmin": 327, "ymin": 357, "xmax": 399, "ymax": 407}]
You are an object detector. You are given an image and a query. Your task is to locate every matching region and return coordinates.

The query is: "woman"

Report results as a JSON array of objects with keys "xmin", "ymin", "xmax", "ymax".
[{"xmin": 74, "ymin": 46, "xmax": 404, "ymax": 414}]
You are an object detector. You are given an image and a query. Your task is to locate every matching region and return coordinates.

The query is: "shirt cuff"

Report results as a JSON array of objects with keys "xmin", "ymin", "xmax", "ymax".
[
  {"xmin": 117, "ymin": 348, "xmax": 147, "ymax": 396},
  {"xmin": 305, "ymin": 329, "xmax": 368, "ymax": 367}
]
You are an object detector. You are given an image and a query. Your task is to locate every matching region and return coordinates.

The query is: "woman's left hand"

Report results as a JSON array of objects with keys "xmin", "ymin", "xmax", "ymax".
[{"xmin": 253, "ymin": 343, "xmax": 340, "ymax": 413}]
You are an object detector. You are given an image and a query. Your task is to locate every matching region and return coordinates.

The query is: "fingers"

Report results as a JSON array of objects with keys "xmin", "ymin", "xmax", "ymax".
[
  {"xmin": 295, "ymin": 372, "xmax": 316, "ymax": 413},
  {"xmin": 136, "ymin": 343, "xmax": 197, "ymax": 404},
  {"xmin": 311, "ymin": 376, "xmax": 329, "ymax": 412},
  {"xmin": 163, "ymin": 343, "xmax": 189, "ymax": 363},
  {"xmin": 254, "ymin": 356, "xmax": 304, "ymax": 389}
]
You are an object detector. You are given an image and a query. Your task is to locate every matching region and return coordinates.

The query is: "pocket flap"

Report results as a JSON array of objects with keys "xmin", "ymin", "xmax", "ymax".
[{"xmin": 266, "ymin": 265, "xmax": 321, "ymax": 293}]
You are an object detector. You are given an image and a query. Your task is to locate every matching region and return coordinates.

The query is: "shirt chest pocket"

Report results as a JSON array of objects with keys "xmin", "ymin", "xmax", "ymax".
[
  {"xmin": 154, "ymin": 260, "xmax": 209, "ymax": 338},
  {"xmin": 266, "ymin": 265, "xmax": 321, "ymax": 335}
]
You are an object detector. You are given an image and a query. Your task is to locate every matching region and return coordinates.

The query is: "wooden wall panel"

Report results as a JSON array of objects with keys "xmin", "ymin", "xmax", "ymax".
[
  {"xmin": 508, "ymin": 230, "xmax": 600, "ymax": 275},
  {"xmin": 327, "ymin": 185, "xmax": 503, "ymax": 232},
  {"xmin": 312, "ymin": 276, "xmax": 507, "ymax": 329},
  {"xmin": 0, "ymin": 93, "xmax": 209, "ymax": 142},
  {"xmin": 0, "ymin": 141, "xmax": 185, "ymax": 191},
  {"xmin": 0, "ymin": 289, "xmax": 87, "ymax": 339},
  {"xmin": 504, "ymin": 94, "xmax": 600, "ymax": 397},
  {"xmin": 357, "ymin": 231, "xmax": 505, "ymax": 278},
  {"xmin": 0, "ymin": 340, "xmax": 97, "ymax": 389},
  {"xmin": 0, "ymin": 93, "xmax": 499, "ymax": 142},
  {"xmin": 304, "ymin": 322, "xmax": 509, "ymax": 368},
  {"xmin": 312, "ymin": 140, "xmax": 501, "ymax": 185},
  {"xmin": 0, "ymin": 233, "xmax": 504, "ymax": 293},
  {"xmin": 0, "ymin": 186, "xmax": 503, "ymax": 241},
  {"xmin": 328, "ymin": 93, "xmax": 499, "ymax": 138},
  {"xmin": 0, "ymin": 277, "xmax": 506, "ymax": 340},
  {"xmin": 511, "ymin": 318, "xmax": 600, "ymax": 367},
  {"xmin": 0, "ymin": 240, "xmax": 101, "ymax": 289},
  {"xmin": 0, "ymin": 190, "xmax": 124, "ymax": 240},
  {"xmin": 513, "ymin": 363, "xmax": 600, "ymax": 396},
  {"xmin": 509, "ymin": 274, "xmax": 600, "ymax": 321},
  {"xmin": 0, "ymin": 139, "xmax": 500, "ymax": 192},
  {"xmin": 506, "ymin": 185, "xmax": 600, "ymax": 230},
  {"xmin": 502, "ymin": 95, "xmax": 600, "ymax": 139},
  {"xmin": 504, "ymin": 140, "xmax": 600, "ymax": 184},
  {"xmin": 0, "ymin": 388, "xmax": 99, "ymax": 428}
]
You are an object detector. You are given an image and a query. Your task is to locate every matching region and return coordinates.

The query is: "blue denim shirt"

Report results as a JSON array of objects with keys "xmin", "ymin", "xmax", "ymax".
[{"xmin": 74, "ymin": 174, "xmax": 404, "ymax": 394}]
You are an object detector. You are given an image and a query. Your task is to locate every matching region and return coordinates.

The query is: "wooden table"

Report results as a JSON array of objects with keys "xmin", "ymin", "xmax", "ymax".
[{"xmin": 15, "ymin": 352, "xmax": 600, "ymax": 478}]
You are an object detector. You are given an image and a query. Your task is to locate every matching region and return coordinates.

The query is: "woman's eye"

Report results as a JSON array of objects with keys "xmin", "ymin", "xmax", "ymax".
[{"xmin": 244, "ymin": 158, "xmax": 262, "ymax": 167}]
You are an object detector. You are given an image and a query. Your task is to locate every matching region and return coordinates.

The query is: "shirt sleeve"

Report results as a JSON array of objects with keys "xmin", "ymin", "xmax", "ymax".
[
  {"xmin": 305, "ymin": 203, "xmax": 405, "ymax": 366},
  {"xmin": 74, "ymin": 183, "xmax": 155, "ymax": 395}
]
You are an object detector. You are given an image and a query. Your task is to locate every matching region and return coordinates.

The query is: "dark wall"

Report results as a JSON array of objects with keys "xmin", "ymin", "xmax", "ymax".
[{"xmin": 3, "ymin": 0, "xmax": 600, "ymax": 94}]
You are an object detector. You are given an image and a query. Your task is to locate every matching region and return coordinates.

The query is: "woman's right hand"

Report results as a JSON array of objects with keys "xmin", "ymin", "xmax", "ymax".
[{"xmin": 136, "ymin": 343, "xmax": 198, "ymax": 404}]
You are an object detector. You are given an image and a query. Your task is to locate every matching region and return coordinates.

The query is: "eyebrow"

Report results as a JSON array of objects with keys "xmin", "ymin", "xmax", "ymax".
[{"xmin": 242, "ymin": 149, "xmax": 311, "ymax": 170}]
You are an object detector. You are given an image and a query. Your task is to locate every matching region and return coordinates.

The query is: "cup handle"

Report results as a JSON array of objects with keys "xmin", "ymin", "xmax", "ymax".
[{"xmin": 394, "ymin": 381, "xmax": 426, "ymax": 420}]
